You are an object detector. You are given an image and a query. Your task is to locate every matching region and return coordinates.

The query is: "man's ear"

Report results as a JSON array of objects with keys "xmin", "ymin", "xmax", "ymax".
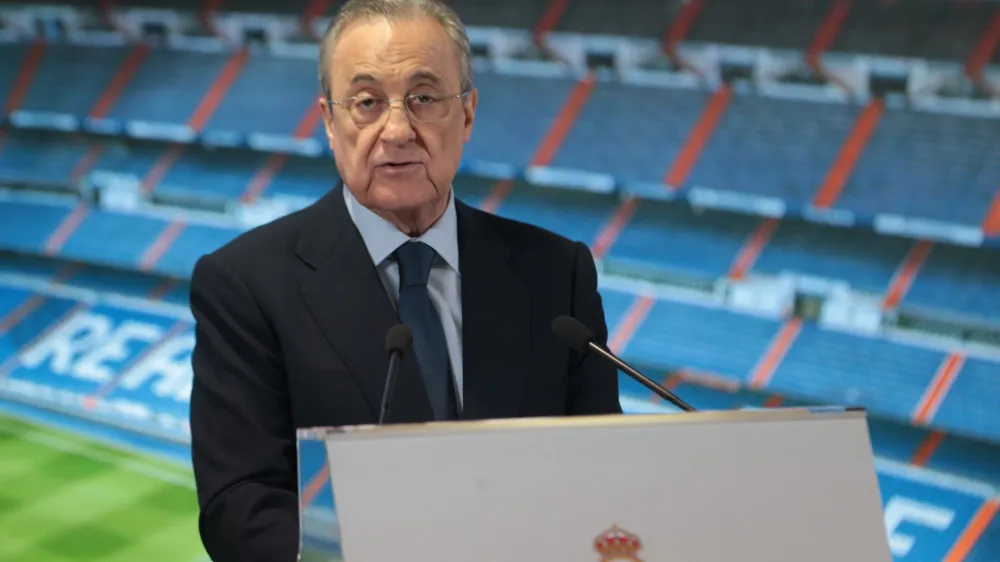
[
  {"xmin": 319, "ymin": 97, "xmax": 336, "ymax": 151},
  {"xmin": 462, "ymin": 88, "xmax": 478, "ymax": 142}
]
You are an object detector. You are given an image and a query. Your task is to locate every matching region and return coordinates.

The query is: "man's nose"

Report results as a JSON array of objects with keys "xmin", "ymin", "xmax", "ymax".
[{"xmin": 379, "ymin": 99, "xmax": 416, "ymax": 144}]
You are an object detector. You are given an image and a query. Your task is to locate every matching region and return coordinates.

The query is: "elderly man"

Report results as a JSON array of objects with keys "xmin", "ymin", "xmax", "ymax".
[{"xmin": 188, "ymin": 0, "xmax": 622, "ymax": 560}]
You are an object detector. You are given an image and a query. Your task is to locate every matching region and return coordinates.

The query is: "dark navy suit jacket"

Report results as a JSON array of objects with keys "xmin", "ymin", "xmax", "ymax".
[{"xmin": 188, "ymin": 183, "xmax": 622, "ymax": 562}]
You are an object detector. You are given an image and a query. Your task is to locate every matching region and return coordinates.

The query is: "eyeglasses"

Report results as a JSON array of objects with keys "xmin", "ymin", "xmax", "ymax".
[{"xmin": 326, "ymin": 91, "xmax": 469, "ymax": 126}]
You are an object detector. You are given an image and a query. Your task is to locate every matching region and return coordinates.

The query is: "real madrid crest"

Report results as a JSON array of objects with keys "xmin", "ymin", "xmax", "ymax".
[{"xmin": 593, "ymin": 524, "xmax": 643, "ymax": 562}]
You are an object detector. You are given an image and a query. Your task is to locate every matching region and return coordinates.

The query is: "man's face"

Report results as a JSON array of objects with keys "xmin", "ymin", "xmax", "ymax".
[{"xmin": 321, "ymin": 16, "xmax": 477, "ymax": 226}]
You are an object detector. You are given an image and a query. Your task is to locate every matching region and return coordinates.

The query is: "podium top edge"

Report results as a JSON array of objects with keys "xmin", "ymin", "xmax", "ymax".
[{"xmin": 296, "ymin": 406, "xmax": 867, "ymax": 441}]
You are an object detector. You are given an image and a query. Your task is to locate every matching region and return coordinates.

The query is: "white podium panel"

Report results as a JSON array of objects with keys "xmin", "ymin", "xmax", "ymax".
[{"xmin": 298, "ymin": 408, "xmax": 892, "ymax": 562}]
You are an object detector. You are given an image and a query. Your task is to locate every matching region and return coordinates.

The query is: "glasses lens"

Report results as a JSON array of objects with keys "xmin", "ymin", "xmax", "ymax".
[
  {"xmin": 342, "ymin": 94, "xmax": 458, "ymax": 124},
  {"xmin": 406, "ymin": 94, "xmax": 452, "ymax": 122},
  {"xmin": 349, "ymin": 97, "xmax": 386, "ymax": 125}
]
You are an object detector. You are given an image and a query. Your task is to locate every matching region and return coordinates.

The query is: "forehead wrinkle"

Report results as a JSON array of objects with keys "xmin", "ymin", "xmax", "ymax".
[{"xmin": 328, "ymin": 16, "xmax": 461, "ymax": 95}]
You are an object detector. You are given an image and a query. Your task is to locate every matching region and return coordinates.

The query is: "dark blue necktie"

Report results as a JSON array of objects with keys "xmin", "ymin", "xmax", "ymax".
[{"xmin": 394, "ymin": 241, "xmax": 458, "ymax": 420}]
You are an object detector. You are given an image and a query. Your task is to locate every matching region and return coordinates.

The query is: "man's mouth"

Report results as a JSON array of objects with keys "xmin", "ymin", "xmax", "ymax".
[{"xmin": 376, "ymin": 161, "xmax": 422, "ymax": 173}]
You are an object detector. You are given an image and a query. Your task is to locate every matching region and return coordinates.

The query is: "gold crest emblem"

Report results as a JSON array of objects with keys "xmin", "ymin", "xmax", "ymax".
[{"xmin": 593, "ymin": 524, "xmax": 643, "ymax": 562}]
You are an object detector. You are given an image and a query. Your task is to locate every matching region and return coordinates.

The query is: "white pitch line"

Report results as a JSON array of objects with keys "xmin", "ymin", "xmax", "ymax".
[{"xmin": 13, "ymin": 429, "xmax": 196, "ymax": 490}]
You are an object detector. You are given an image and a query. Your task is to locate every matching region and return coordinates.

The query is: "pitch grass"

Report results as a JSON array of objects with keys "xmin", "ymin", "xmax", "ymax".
[{"xmin": 0, "ymin": 413, "xmax": 208, "ymax": 562}]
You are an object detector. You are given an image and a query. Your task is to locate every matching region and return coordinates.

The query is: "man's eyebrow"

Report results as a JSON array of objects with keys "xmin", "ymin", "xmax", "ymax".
[
  {"xmin": 349, "ymin": 73, "xmax": 378, "ymax": 86},
  {"xmin": 408, "ymin": 71, "xmax": 443, "ymax": 86}
]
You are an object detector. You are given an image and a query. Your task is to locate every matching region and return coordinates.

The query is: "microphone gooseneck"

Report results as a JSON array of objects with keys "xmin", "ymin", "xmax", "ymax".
[
  {"xmin": 380, "ymin": 324, "xmax": 413, "ymax": 424},
  {"xmin": 551, "ymin": 315, "xmax": 697, "ymax": 413}
]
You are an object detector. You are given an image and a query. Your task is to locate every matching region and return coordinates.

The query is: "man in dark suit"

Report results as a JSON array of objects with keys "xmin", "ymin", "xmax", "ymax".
[{"xmin": 188, "ymin": 0, "xmax": 622, "ymax": 560}]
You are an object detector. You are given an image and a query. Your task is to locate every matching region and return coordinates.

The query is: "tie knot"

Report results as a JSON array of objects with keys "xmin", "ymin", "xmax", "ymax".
[{"xmin": 395, "ymin": 241, "xmax": 437, "ymax": 288}]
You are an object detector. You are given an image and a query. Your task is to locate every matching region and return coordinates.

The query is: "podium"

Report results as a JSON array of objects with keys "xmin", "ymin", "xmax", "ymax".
[{"xmin": 296, "ymin": 407, "xmax": 893, "ymax": 562}]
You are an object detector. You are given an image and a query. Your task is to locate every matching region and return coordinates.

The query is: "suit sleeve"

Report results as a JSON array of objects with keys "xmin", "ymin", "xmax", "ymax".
[
  {"xmin": 188, "ymin": 251, "xmax": 299, "ymax": 562},
  {"xmin": 567, "ymin": 241, "xmax": 623, "ymax": 415}
]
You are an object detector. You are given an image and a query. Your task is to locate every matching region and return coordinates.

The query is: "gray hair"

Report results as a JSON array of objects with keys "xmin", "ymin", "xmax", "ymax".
[{"xmin": 318, "ymin": 0, "xmax": 474, "ymax": 98}]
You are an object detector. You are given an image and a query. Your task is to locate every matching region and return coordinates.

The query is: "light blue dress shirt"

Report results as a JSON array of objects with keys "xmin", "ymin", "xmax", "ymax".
[{"xmin": 343, "ymin": 187, "xmax": 465, "ymax": 408}]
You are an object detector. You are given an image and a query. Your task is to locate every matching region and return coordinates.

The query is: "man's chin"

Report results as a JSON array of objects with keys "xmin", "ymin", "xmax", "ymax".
[{"xmin": 368, "ymin": 183, "xmax": 440, "ymax": 212}]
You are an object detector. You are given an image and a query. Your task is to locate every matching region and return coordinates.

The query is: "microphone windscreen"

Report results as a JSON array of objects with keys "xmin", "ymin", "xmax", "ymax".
[
  {"xmin": 551, "ymin": 315, "xmax": 593, "ymax": 353},
  {"xmin": 385, "ymin": 324, "xmax": 413, "ymax": 354}
]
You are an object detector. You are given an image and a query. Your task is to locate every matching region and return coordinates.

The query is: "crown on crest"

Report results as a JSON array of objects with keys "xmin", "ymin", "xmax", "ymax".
[{"xmin": 593, "ymin": 525, "xmax": 642, "ymax": 557}]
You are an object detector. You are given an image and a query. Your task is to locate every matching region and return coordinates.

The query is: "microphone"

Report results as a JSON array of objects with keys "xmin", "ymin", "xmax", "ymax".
[
  {"xmin": 551, "ymin": 315, "xmax": 696, "ymax": 412},
  {"xmin": 379, "ymin": 324, "xmax": 413, "ymax": 424}
]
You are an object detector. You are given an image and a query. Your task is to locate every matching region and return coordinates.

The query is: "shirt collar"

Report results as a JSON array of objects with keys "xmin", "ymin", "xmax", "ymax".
[{"xmin": 344, "ymin": 185, "xmax": 460, "ymax": 273}]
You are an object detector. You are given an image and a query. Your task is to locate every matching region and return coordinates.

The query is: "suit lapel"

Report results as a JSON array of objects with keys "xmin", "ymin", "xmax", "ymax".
[
  {"xmin": 456, "ymin": 200, "xmax": 531, "ymax": 420},
  {"xmin": 297, "ymin": 186, "xmax": 433, "ymax": 424}
]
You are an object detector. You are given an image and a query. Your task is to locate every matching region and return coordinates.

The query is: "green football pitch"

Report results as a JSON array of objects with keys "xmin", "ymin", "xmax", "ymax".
[{"xmin": 0, "ymin": 413, "xmax": 208, "ymax": 562}]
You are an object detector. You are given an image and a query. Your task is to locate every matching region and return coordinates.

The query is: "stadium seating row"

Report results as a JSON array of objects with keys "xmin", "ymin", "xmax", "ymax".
[
  {"xmin": 2, "ymin": 131, "xmax": 997, "ymax": 325},
  {"xmin": 0, "ymin": 251, "xmax": 998, "ymax": 561},
  {"xmin": 2, "ymin": 41, "xmax": 999, "ymax": 239},
  {"xmin": 35, "ymin": 0, "xmax": 1000, "ymax": 66},
  {"xmin": 0, "ymin": 185, "xmax": 998, "ymax": 446}
]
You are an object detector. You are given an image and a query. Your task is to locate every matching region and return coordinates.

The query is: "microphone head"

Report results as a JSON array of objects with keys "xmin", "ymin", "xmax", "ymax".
[
  {"xmin": 551, "ymin": 315, "xmax": 594, "ymax": 353},
  {"xmin": 385, "ymin": 324, "xmax": 413, "ymax": 355}
]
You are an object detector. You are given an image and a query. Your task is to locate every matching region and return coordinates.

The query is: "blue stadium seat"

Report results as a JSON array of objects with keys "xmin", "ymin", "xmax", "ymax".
[
  {"xmin": 837, "ymin": 109, "xmax": 1000, "ymax": 227},
  {"xmin": 833, "ymin": 1, "xmax": 996, "ymax": 61},
  {"xmin": 0, "ymin": 197, "xmax": 75, "ymax": 254},
  {"xmin": 598, "ymin": 287, "xmax": 637, "ymax": 333},
  {"xmin": 205, "ymin": 52, "xmax": 317, "ymax": 137},
  {"xmin": 90, "ymin": 139, "xmax": 169, "ymax": 179},
  {"xmin": 107, "ymin": 48, "xmax": 230, "ymax": 126},
  {"xmin": 903, "ymin": 244, "xmax": 1000, "ymax": 323},
  {"xmin": 933, "ymin": 357, "xmax": 1000, "ymax": 444},
  {"xmin": 621, "ymin": 298, "xmax": 780, "ymax": 382},
  {"xmin": 929, "ymin": 432, "xmax": 1000, "ymax": 489},
  {"xmin": 0, "ymin": 292, "xmax": 79, "ymax": 355},
  {"xmin": 551, "ymin": 81, "xmax": 710, "ymax": 186},
  {"xmin": 0, "ymin": 43, "xmax": 31, "ymax": 99},
  {"xmin": 447, "ymin": 0, "xmax": 547, "ymax": 29},
  {"xmin": 753, "ymin": 220, "xmax": 912, "ymax": 294},
  {"xmin": 491, "ymin": 184, "xmax": 614, "ymax": 246},
  {"xmin": 968, "ymin": 513, "xmax": 1000, "ymax": 562},
  {"xmin": 463, "ymin": 72, "xmax": 578, "ymax": 170},
  {"xmin": 607, "ymin": 201, "xmax": 757, "ymax": 280},
  {"xmin": 157, "ymin": 147, "xmax": 265, "ymax": 204},
  {"xmin": 771, "ymin": 325, "xmax": 944, "ymax": 421},
  {"xmin": 554, "ymin": 0, "xmax": 674, "ymax": 37},
  {"xmin": 687, "ymin": 94, "xmax": 859, "ymax": 205},
  {"xmin": 266, "ymin": 155, "xmax": 341, "ymax": 200},
  {"xmin": 59, "ymin": 209, "xmax": 172, "ymax": 270},
  {"xmin": 0, "ymin": 131, "xmax": 89, "ymax": 188},
  {"xmin": 154, "ymin": 223, "xmax": 240, "ymax": 278},
  {"xmin": 19, "ymin": 44, "xmax": 131, "ymax": 117},
  {"xmin": 686, "ymin": 0, "xmax": 831, "ymax": 51},
  {"xmin": 453, "ymin": 175, "xmax": 497, "ymax": 209}
]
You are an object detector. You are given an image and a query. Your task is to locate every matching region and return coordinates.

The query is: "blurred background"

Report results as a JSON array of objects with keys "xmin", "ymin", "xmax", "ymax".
[{"xmin": 0, "ymin": 0, "xmax": 998, "ymax": 560}]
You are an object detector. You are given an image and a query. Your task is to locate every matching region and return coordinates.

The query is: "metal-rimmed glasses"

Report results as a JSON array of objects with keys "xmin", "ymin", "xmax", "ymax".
[{"xmin": 326, "ymin": 91, "xmax": 470, "ymax": 126}]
